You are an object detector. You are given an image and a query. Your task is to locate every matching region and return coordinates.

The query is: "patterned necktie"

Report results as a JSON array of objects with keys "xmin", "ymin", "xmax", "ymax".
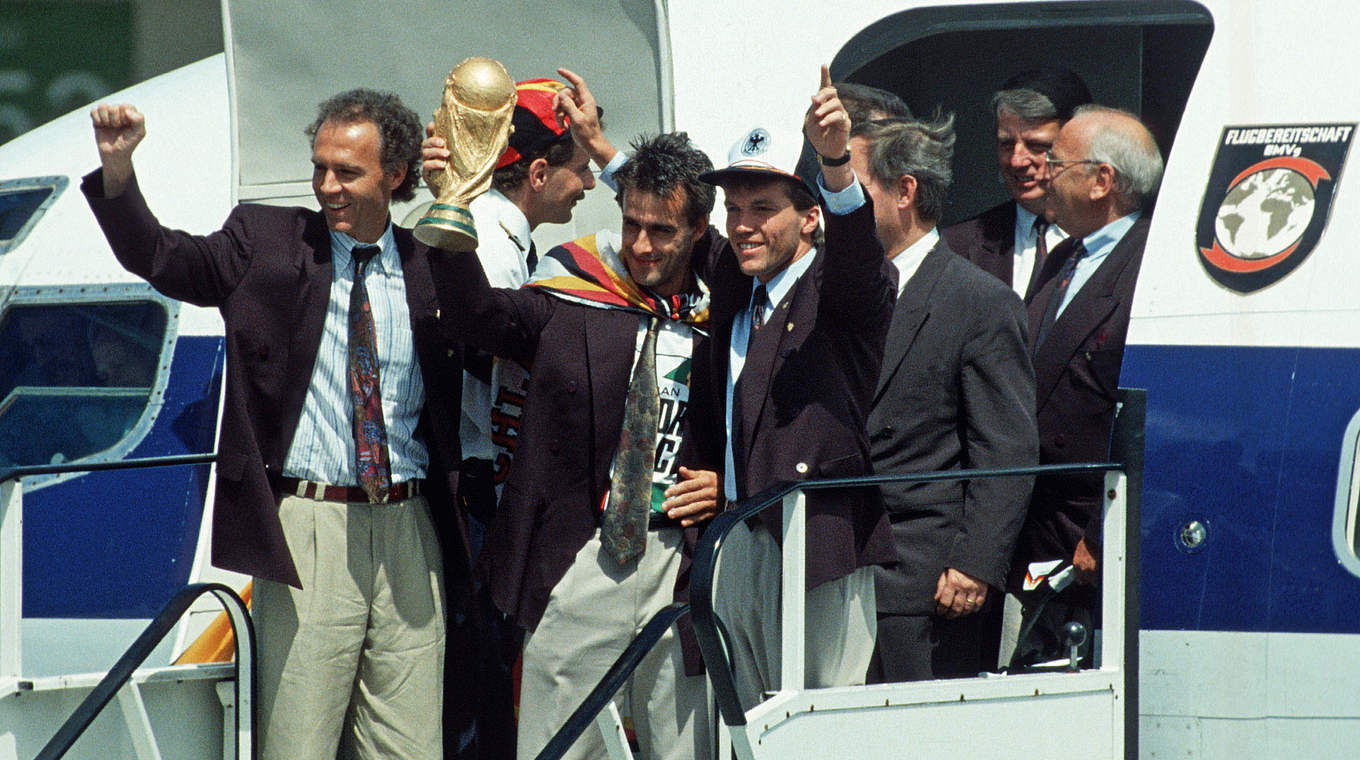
[
  {"xmin": 1035, "ymin": 239, "xmax": 1088, "ymax": 350},
  {"xmin": 601, "ymin": 318, "xmax": 660, "ymax": 565},
  {"xmin": 1027, "ymin": 217, "xmax": 1050, "ymax": 298},
  {"xmin": 750, "ymin": 283, "xmax": 768, "ymax": 333},
  {"xmin": 349, "ymin": 244, "xmax": 392, "ymax": 503}
]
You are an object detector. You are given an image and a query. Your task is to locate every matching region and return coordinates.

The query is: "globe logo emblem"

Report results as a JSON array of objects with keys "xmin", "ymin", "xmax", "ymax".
[
  {"xmin": 1213, "ymin": 166, "xmax": 1316, "ymax": 259},
  {"xmin": 1196, "ymin": 124, "xmax": 1354, "ymax": 294}
]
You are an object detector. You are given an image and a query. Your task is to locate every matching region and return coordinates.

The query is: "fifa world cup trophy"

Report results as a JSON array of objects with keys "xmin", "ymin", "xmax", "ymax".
[{"xmin": 414, "ymin": 57, "xmax": 516, "ymax": 250}]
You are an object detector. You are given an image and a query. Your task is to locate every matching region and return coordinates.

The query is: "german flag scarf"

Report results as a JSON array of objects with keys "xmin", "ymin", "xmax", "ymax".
[{"xmin": 526, "ymin": 230, "xmax": 709, "ymax": 331}]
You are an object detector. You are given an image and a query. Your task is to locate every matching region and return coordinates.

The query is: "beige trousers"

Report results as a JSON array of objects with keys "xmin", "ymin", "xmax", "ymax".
[
  {"xmin": 254, "ymin": 493, "xmax": 445, "ymax": 760},
  {"xmin": 713, "ymin": 520, "xmax": 876, "ymax": 710},
  {"xmin": 517, "ymin": 527, "xmax": 712, "ymax": 760}
]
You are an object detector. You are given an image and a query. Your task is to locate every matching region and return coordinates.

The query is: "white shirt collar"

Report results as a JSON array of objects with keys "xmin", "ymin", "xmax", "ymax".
[
  {"xmin": 755, "ymin": 245, "xmax": 818, "ymax": 310},
  {"xmin": 330, "ymin": 224, "xmax": 398, "ymax": 274},
  {"xmin": 890, "ymin": 227, "xmax": 939, "ymax": 295},
  {"xmin": 485, "ymin": 187, "xmax": 532, "ymax": 254}
]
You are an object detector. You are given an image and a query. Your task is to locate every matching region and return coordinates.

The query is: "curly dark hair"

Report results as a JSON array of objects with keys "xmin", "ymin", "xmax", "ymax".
[
  {"xmin": 305, "ymin": 89, "xmax": 423, "ymax": 202},
  {"xmin": 612, "ymin": 132, "xmax": 715, "ymax": 228}
]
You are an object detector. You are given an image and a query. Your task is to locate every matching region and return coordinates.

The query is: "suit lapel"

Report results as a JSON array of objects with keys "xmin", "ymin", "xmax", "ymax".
[
  {"xmin": 587, "ymin": 310, "xmax": 638, "ymax": 468},
  {"xmin": 281, "ymin": 212, "xmax": 336, "ymax": 432},
  {"xmin": 873, "ymin": 243, "xmax": 948, "ymax": 402},
  {"xmin": 736, "ymin": 261, "xmax": 816, "ymax": 465},
  {"xmin": 1031, "ymin": 223, "xmax": 1145, "ymax": 409},
  {"xmin": 395, "ymin": 227, "xmax": 433, "ymax": 360},
  {"xmin": 977, "ymin": 202, "xmax": 1016, "ymax": 284}
]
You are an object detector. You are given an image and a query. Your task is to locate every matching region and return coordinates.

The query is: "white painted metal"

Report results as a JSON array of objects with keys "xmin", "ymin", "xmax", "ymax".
[
  {"xmin": 714, "ymin": 470, "xmax": 1129, "ymax": 759},
  {"xmin": 214, "ymin": 681, "xmax": 235, "ymax": 760},
  {"xmin": 115, "ymin": 681, "xmax": 163, "ymax": 760},
  {"xmin": 595, "ymin": 700, "xmax": 634, "ymax": 760},
  {"xmin": 1140, "ymin": 630, "xmax": 1360, "ymax": 760},
  {"xmin": 0, "ymin": 665, "xmax": 232, "ymax": 760},
  {"xmin": 211, "ymin": 587, "xmax": 253, "ymax": 760},
  {"xmin": 0, "ymin": 481, "xmax": 21, "ymax": 683},
  {"xmin": 778, "ymin": 491, "xmax": 807, "ymax": 695}
]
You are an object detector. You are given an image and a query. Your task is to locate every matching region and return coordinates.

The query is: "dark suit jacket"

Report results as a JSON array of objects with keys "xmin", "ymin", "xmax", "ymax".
[
  {"xmin": 428, "ymin": 244, "xmax": 706, "ymax": 634},
  {"xmin": 82, "ymin": 170, "xmax": 466, "ymax": 589},
  {"xmin": 942, "ymin": 201, "xmax": 1017, "ymax": 289},
  {"xmin": 1016, "ymin": 214, "xmax": 1149, "ymax": 574},
  {"xmin": 687, "ymin": 200, "xmax": 897, "ymax": 591},
  {"xmin": 868, "ymin": 240, "xmax": 1037, "ymax": 616}
]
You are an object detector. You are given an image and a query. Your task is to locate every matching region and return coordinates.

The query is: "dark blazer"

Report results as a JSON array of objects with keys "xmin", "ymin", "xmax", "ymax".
[
  {"xmin": 868, "ymin": 240, "xmax": 1037, "ymax": 616},
  {"xmin": 428, "ymin": 244, "xmax": 706, "ymax": 633},
  {"xmin": 82, "ymin": 170, "xmax": 466, "ymax": 589},
  {"xmin": 689, "ymin": 200, "xmax": 897, "ymax": 591},
  {"xmin": 942, "ymin": 201, "xmax": 1017, "ymax": 288},
  {"xmin": 1016, "ymin": 214, "xmax": 1149, "ymax": 573}
]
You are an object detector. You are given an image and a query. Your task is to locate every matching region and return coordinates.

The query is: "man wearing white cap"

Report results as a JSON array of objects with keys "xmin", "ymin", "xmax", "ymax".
[{"xmin": 685, "ymin": 67, "xmax": 897, "ymax": 709}]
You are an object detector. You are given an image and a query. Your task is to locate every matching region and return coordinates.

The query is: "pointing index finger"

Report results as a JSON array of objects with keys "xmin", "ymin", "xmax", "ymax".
[
  {"xmin": 819, "ymin": 64, "xmax": 832, "ymax": 91},
  {"xmin": 557, "ymin": 67, "xmax": 590, "ymax": 99}
]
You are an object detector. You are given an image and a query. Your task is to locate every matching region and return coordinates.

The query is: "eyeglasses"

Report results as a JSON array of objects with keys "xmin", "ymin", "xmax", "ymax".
[{"xmin": 1044, "ymin": 151, "xmax": 1103, "ymax": 172}]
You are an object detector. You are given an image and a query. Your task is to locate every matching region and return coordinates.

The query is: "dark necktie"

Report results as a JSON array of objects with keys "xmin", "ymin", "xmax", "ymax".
[
  {"xmin": 349, "ymin": 244, "xmax": 392, "ymax": 503},
  {"xmin": 601, "ymin": 318, "xmax": 660, "ymax": 565},
  {"xmin": 1035, "ymin": 239, "xmax": 1088, "ymax": 350},
  {"xmin": 750, "ymin": 283, "xmax": 768, "ymax": 334},
  {"xmin": 1026, "ymin": 218, "xmax": 1050, "ymax": 298},
  {"xmin": 526, "ymin": 240, "xmax": 538, "ymax": 275}
]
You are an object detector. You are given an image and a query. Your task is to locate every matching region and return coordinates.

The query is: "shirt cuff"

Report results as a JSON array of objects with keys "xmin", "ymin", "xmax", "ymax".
[
  {"xmin": 817, "ymin": 173, "xmax": 866, "ymax": 215},
  {"xmin": 599, "ymin": 152, "xmax": 628, "ymax": 193}
]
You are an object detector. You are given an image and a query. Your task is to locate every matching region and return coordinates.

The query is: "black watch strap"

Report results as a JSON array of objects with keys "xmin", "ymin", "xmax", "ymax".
[{"xmin": 818, "ymin": 149, "xmax": 851, "ymax": 167}]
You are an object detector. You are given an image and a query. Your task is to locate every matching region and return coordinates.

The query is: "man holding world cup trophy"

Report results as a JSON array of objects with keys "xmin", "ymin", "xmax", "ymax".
[
  {"xmin": 82, "ymin": 82, "xmax": 487, "ymax": 758},
  {"xmin": 425, "ymin": 65, "xmax": 722, "ymax": 758},
  {"xmin": 443, "ymin": 67, "xmax": 605, "ymax": 559}
]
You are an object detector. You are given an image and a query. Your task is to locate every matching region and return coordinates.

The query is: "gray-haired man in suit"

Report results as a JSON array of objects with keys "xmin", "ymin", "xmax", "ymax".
[{"xmin": 849, "ymin": 112, "xmax": 1038, "ymax": 682}]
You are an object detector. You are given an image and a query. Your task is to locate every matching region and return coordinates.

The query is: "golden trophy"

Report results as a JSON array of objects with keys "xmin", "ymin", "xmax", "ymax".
[{"xmin": 414, "ymin": 57, "xmax": 517, "ymax": 250}]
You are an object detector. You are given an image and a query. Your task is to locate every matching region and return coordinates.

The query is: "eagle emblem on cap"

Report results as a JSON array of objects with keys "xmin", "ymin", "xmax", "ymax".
[{"xmin": 741, "ymin": 128, "xmax": 771, "ymax": 157}]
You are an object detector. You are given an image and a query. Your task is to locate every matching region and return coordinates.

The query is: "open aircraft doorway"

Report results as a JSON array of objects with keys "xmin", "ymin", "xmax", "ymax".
[{"xmin": 811, "ymin": 0, "xmax": 1213, "ymax": 225}]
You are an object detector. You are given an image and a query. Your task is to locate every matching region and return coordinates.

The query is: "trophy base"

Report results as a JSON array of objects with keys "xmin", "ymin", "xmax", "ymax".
[{"xmin": 413, "ymin": 203, "xmax": 478, "ymax": 251}]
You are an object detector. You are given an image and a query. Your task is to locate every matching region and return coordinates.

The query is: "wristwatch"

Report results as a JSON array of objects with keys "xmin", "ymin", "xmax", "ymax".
[{"xmin": 818, "ymin": 148, "xmax": 851, "ymax": 167}]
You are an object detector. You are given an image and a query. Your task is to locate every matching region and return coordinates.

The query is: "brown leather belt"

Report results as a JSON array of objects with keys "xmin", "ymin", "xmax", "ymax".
[{"xmin": 279, "ymin": 477, "xmax": 422, "ymax": 503}]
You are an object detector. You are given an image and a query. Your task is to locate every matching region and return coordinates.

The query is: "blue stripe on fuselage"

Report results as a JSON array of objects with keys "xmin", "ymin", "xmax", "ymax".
[
  {"xmin": 1123, "ymin": 343, "xmax": 1360, "ymax": 634},
  {"xmin": 23, "ymin": 335, "xmax": 223, "ymax": 618}
]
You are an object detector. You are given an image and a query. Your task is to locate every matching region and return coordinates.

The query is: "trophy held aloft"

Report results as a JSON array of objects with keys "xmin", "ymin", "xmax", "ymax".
[{"xmin": 414, "ymin": 57, "xmax": 516, "ymax": 251}]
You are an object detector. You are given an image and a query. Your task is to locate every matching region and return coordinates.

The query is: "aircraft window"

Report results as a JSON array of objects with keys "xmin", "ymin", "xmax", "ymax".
[
  {"xmin": 0, "ymin": 301, "xmax": 167, "ymax": 468},
  {"xmin": 818, "ymin": 1, "xmax": 1213, "ymax": 225},
  {"xmin": 0, "ymin": 176, "xmax": 68, "ymax": 256},
  {"xmin": 1333, "ymin": 410, "xmax": 1360, "ymax": 577}
]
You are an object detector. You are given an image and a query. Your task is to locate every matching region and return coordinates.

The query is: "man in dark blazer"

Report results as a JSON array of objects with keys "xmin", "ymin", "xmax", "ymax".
[
  {"xmin": 846, "ymin": 114, "xmax": 1038, "ymax": 682},
  {"xmin": 1008, "ymin": 105, "xmax": 1163, "ymax": 667},
  {"xmin": 943, "ymin": 68, "xmax": 1092, "ymax": 299},
  {"xmin": 84, "ymin": 93, "xmax": 468, "ymax": 760},
  {"xmin": 424, "ymin": 129, "xmax": 722, "ymax": 760},
  {"xmin": 688, "ymin": 68, "xmax": 897, "ymax": 709}
]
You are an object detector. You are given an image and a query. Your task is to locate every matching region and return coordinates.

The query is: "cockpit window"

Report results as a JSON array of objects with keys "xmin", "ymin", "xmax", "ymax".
[
  {"xmin": 0, "ymin": 176, "xmax": 68, "ymax": 256},
  {"xmin": 0, "ymin": 301, "xmax": 167, "ymax": 468}
]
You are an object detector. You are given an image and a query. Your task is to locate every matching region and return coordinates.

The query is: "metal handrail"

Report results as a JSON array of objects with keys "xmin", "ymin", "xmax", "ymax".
[
  {"xmin": 0, "ymin": 452, "xmax": 216, "ymax": 484},
  {"xmin": 688, "ymin": 460, "xmax": 1125, "ymax": 730},
  {"xmin": 534, "ymin": 602, "xmax": 692, "ymax": 760},
  {"xmin": 35, "ymin": 582, "xmax": 255, "ymax": 760},
  {"xmin": 534, "ymin": 463, "xmax": 1120, "ymax": 759},
  {"xmin": 0, "ymin": 453, "xmax": 237, "ymax": 757},
  {"xmin": 536, "ymin": 387, "xmax": 1146, "ymax": 758}
]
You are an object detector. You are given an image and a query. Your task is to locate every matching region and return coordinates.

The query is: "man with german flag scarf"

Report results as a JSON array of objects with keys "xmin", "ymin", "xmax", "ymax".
[{"xmin": 425, "ymin": 126, "xmax": 721, "ymax": 760}]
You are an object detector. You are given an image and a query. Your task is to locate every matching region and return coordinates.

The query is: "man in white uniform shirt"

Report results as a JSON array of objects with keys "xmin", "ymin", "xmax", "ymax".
[{"xmin": 458, "ymin": 74, "xmax": 601, "ymax": 532}]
